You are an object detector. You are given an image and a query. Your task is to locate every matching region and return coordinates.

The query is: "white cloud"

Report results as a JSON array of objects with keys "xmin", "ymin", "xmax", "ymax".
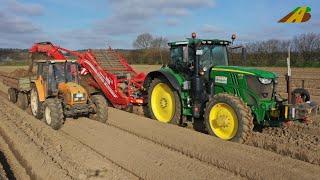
[
  {"xmin": 0, "ymin": 12, "xmax": 40, "ymax": 34},
  {"xmin": 3, "ymin": 0, "xmax": 44, "ymax": 16},
  {"xmin": 57, "ymin": 0, "xmax": 216, "ymax": 48},
  {"xmin": 166, "ymin": 18, "xmax": 179, "ymax": 26},
  {"xmin": 58, "ymin": 29, "xmax": 132, "ymax": 49},
  {"xmin": 0, "ymin": 0, "xmax": 46, "ymax": 48},
  {"xmin": 99, "ymin": 0, "xmax": 216, "ymax": 35},
  {"xmin": 0, "ymin": 0, "xmax": 217, "ymax": 48},
  {"xmin": 162, "ymin": 7, "xmax": 189, "ymax": 16},
  {"xmin": 202, "ymin": 24, "xmax": 223, "ymax": 33}
]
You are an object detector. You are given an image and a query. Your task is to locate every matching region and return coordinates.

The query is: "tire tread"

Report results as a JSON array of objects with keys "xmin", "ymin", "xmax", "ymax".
[{"xmin": 204, "ymin": 93, "xmax": 253, "ymax": 143}]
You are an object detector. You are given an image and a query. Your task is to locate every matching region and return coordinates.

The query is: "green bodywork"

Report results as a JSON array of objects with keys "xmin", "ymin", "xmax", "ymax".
[
  {"xmin": 153, "ymin": 38, "xmax": 280, "ymax": 125},
  {"xmin": 159, "ymin": 65, "xmax": 278, "ymax": 125},
  {"xmin": 210, "ymin": 66, "xmax": 278, "ymax": 124},
  {"xmin": 158, "ymin": 67, "xmax": 193, "ymax": 116}
]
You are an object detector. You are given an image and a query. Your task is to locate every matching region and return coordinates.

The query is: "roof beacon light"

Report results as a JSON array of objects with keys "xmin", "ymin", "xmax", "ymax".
[
  {"xmin": 231, "ymin": 34, "xmax": 236, "ymax": 40},
  {"xmin": 192, "ymin": 32, "xmax": 197, "ymax": 39},
  {"xmin": 231, "ymin": 34, "xmax": 236, "ymax": 44}
]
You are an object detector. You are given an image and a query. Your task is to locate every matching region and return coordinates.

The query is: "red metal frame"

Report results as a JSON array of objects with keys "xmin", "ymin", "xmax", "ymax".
[{"xmin": 29, "ymin": 42, "xmax": 146, "ymax": 107}]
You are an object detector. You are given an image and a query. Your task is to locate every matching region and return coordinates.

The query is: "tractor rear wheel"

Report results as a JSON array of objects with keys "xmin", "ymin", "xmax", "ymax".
[
  {"xmin": 30, "ymin": 86, "xmax": 43, "ymax": 119},
  {"xmin": 8, "ymin": 88, "xmax": 17, "ymax": 103},
  {"xmin": 147, "ymin": 78, "xmax": 181, "ymax": 125},
  {"xmin": 17, "ymin": 92, "xmax": 28, "ymax": 110},
  {"xmin": 204, "ymin": 93, "xmax": 253, "ymax": 143},
  {"xmin": 90, "ymin": 95, "xmax": 108, "ymax": 123},
  {"xmin": 44, "ymin": 98, "xmax": 64, "ymax": 130}
]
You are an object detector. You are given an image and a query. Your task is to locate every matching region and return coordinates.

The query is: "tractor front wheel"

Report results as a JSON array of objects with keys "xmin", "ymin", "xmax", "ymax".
[
  {"xmin": 147, "ymin": 78, "xmax": 181, "ymax": 125},
  {"xmin": 44, "ymin": 98, "xmax": 64, "ymax": 130},
  {"xmin": 30, "ymin": 86, "xmax": 43, "ymax": 119},
  {"xmin": 90, "ymin": 95, "xmax": 108, "ymax": 123},
  {"xmin": 204, "ymin": 93, "xmax": 253, "ymax": 143}
]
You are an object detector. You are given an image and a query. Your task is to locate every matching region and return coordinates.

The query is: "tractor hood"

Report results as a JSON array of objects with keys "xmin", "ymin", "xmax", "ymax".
[{"xmin": 212, "ymin": 66, "xmax": 278, "ymax": 79}]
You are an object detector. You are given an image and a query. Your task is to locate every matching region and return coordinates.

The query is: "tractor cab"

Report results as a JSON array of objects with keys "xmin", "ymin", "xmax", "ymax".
[
  {"xmin": 33, "ymin": 60, "xmax": 87, "ymax": 105},
  {"xmin": 168, "ymin": 37, "xmax": 231, "ymax": 79}
]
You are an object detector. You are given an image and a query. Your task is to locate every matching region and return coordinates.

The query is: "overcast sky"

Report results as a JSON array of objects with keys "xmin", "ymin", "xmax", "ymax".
[{"xmin": 0, "ymin": 0, "xmax": 319, "ymax": 49}]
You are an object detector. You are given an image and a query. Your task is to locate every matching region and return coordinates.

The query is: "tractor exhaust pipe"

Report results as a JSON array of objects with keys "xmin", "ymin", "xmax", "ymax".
[
  {"xmin": 191, "ymin": 33, "xmax": 204, "ymax": 118},
  {"xmin": 286, "ymin": 45, "xmax": 292, "ymax": 104}
]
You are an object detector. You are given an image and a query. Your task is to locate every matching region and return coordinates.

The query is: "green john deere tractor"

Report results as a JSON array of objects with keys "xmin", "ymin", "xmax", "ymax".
[{"xmin": 144, "ymin": 33, "xmax": 318, "ymax": 143}]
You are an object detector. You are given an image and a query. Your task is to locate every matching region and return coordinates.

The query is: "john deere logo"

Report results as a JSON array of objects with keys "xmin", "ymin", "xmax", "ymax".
[{"xmin": 278, "ymin": 6, "xmax": 311, "ymax": 23}]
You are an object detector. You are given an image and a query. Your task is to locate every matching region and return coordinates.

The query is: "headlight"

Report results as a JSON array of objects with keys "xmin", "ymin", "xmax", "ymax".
[
  {"xmin": 73, "ymin": 93, "xmax": 86, "ymax": 101},
  {"xmin": 75, "ymin": 93, "xmax": 84, "ymax": 98},
  {"xmin": 258, "ymin": 78, "xmax": 272, "ymax": 85}
]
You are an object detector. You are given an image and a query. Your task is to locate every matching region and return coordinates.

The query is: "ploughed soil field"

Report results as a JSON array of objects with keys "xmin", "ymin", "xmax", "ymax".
[{"xmin": 0, "ymin": 65, "xmax": 319, "ymax": 179}]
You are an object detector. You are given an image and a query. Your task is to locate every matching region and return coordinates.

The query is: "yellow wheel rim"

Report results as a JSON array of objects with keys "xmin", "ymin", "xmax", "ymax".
[
  {"xmin": 209, "ymin": 103, "xmax": 238, "ymax": 140},
  {"xmin": 151, "ymin": 83, "xmax": 175, "ymax": 123}
]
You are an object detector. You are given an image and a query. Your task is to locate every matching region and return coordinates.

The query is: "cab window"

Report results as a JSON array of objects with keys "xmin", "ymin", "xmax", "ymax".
[{"xmin": 170, "ymin": 46, "xmax": 183, "ymax": 65}]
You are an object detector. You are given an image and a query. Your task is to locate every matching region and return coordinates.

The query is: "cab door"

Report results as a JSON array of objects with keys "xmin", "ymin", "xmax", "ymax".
[{"xmin": 33, "ymin": 62, "xmax": 47, "ymax": 102}]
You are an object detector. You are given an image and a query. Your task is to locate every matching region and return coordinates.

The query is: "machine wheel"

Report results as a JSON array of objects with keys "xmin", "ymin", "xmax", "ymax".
[
  {"xmin": 204, "ymin": 93, "xmax": 253, "ymax": 143},
  {"xmin": 147, "ymin": 78, "xmax": 181, "ymax": 125},
  {"xmin": 30, "ymin": 86, "xmax": 43, "ymax": 119},
  {"xmin": 8, "ymin": 88, "xmax": 17, "ymax": 103},
  {"xmin": 90, "ymin": 95, "xmax": 108, "ymax": 123},
  {"xmin": 16, "ymin": 92, "xmax": 28, "ymax": 110},
  {"xmin": 43, "ymin": 98, "xmax": 64, "ymax": 130},
  {"xmin": 291, "ymin": 88, "xmax": 310, "ymax": 104}
]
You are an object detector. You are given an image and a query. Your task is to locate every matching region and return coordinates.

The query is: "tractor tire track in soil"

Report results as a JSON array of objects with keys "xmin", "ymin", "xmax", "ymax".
[
  {"xmin": 119, "ymin": 97, "xmax": 320, "ymax": 168},
  {"xmin": 0, "ymin": 132, "xmax": 30, "ymax": 180},
  {"xmin": 61, "ymin": 121, "xmax": 241, "ymax": 180},
  {"xmin": 0, "ymin": 94, "xmax": 241, "ymax": 180},
  {"xmin": 0, "ymin": 89, "xmax": 319, "ymax": 179},
  {"xmin": 105, "ymin": 108, "xmax": 320, "ymax": 180},
  {"xmin": 0, "ymin": 95, "xmax": 138, "ymax": 180}
]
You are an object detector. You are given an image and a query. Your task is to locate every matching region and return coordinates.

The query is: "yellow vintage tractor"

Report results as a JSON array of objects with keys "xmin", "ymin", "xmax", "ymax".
[
  {"xmin": 4, "ymin": 58, "xmax": 108, "ymax": 130},
  {"xmin": 29, "ymin": 59, "xmax": 108, "ymax": 129}
]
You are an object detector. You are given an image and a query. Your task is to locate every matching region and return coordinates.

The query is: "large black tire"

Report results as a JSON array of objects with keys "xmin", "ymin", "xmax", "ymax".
[
  {"xmin": 291, "ymin": 88, "xmax": 310, "ymax": 104},
  {"xmin": 8, "ymin": 88, "xmax": 17, "ymax": 103},
  {"xmin": 43, "ymin": 98, "xmax": 64, "ymax": 130},
  {"xmin": 16, "ymin": 92, "xmax": 28, "ymax": 110},
  {"xmin": 204, "ymin": 93, "xmax": 253, "ymax": 143},
  {"xmin": 146, "ymin": 78, "xmax": 181, "ymax": 125},
  {"xmin": 90, "ymin": 95, "xmax": 108, "ymax": 123},
  {"xmin": 30, "ymin": 86, "xmax": 43, "ymax": 119}
]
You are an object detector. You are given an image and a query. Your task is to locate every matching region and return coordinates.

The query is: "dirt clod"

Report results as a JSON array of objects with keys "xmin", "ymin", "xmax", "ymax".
[{"xmin": 247, "ymin": 123, "xmax": 320, "ymax": 165}]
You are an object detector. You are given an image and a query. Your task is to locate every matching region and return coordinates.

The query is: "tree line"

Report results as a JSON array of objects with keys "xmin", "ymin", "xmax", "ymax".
[
  {"xmin": 0, "ymin": 49, "xmax": 29, "ymax": 64},
  {"xmin": 0, "ymin": 33, "xmax": 319, "ymax": 67},
  {"xmin": 127, "ymin": 32, "xmax": 320, "ymax": 67}
]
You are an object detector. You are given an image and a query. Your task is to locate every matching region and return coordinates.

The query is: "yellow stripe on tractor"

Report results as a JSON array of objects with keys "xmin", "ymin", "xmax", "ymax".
[{"xmin": 212, "ymin": 68, "xmax": 255, "ymax": 75}]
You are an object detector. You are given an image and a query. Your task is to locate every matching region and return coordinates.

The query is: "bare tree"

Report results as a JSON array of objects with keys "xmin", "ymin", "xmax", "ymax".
[
  {"xmin": 151, "ymin": 37, "xmax": 168, "ymax": 63},
  {"xmin": 293, "ymin": 33, "xmax": 320, "ymax": 64},
  {"xmin": 133, "ymin": 33, "xmax": 153, "ymax": 49},
  {"xmin": 151, "ymin": 37, "xmax": 168, "ymax": 49}
]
